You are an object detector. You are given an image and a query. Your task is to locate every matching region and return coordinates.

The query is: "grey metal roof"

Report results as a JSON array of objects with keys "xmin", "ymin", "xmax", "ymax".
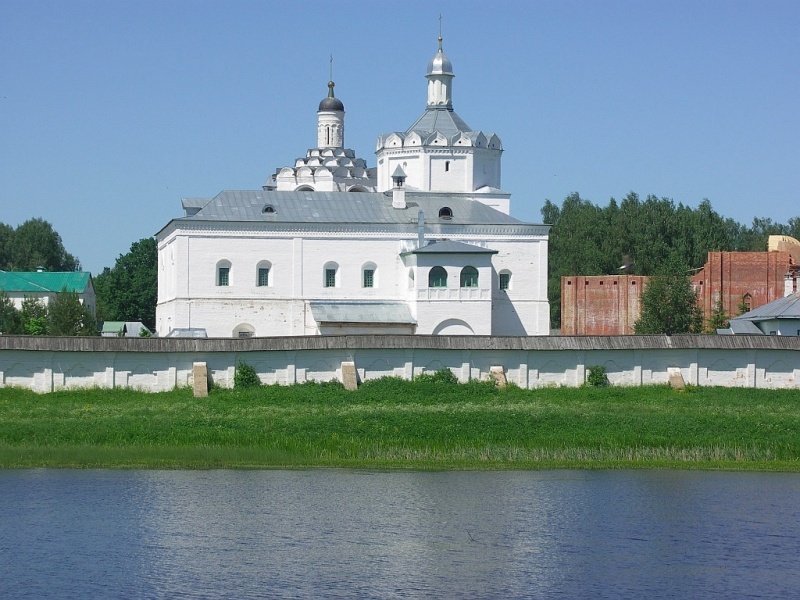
[
  {"xmin": 727, "ymin": 320, "xmax": 764, "ymax": 334},
  {"xmin": 731, "ymin": 293, "xmax": 800, "ymax": 322},
  {"xmin": 179, "ymin": 190, "xmax": 526, "ymax": 226},
  {"xmin": 401, "ymin": 240, "xmax": 498, "ymax": 255},
  {"xmin": 406, "ymin": 108, "xmax": 472, "ymax": 137},
  {"xmin": 309, "ymin": 302, "xmax": 415, "ymax": 324}
]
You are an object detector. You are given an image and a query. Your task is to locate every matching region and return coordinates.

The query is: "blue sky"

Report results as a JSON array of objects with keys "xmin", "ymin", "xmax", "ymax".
[{"xmin": 1, "ymin": 0, "xmax": 798, "ymax": 274}]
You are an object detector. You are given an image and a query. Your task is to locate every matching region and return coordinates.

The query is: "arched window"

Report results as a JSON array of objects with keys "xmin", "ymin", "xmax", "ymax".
[
  {"xmin": 362, "ymin": 262, "xmax": 377, "ymax": 288},
  {"xmin": 460, "ymin": 266, "xmax": 478, "ymax": 288},
  {"xmin": 256, "ymin": 260, "xmax": 272, "ymax": 287},
  {"xmin": 429, "ymin": 266, "xmax": 448, "ymax": 288},
  {"xmin": 262, "ymin": 204, "xmax": 276, "ymax": 214},
  {"xmin": 499, "ymin": 270, "xmax": 511, "ymax": 291},
  {"xmin": 295, "ymin": 185, "xmax": 315, "ymax": 192},
  {"xmin": 216, "ymin": 259, "xmax": 231, "ymax": 287},
  {"xmin": 323, "ymin": 261, "xmax": 339, "ymax": 288},
  {"xmin": 438, "ymin": 207, "xmax": 453, "ymax": 220},
  {"xmin": 233, "ymin": 323, "xmax": 255, "ymax": 339},
  {"xmin": 741, "ymin": 293, "xmax": 752, "ymax": 313}
]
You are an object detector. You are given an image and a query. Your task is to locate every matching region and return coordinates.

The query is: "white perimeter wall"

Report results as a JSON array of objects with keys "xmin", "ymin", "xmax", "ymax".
[{"xmin": 1, "ymin": 335, "xmax": 798, "ymax": 393}]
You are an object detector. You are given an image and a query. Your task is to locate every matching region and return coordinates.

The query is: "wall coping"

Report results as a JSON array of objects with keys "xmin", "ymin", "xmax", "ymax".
[{"xmin": 1, "ymin": 335, "xmax": 798, "ymax": 353}]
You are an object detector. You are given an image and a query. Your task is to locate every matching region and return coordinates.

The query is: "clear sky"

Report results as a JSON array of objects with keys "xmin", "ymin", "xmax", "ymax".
[{"xmin": 1, "ymin": 0, "xmax": 798, "ymax": 274}]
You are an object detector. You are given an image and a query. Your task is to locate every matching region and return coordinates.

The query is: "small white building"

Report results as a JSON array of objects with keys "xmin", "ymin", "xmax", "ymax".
[{"xmin": 156, "ymin": 37, "xmax": 550, "ymax": 338}]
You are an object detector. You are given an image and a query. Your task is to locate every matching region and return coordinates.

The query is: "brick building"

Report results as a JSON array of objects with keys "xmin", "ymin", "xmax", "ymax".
[{"xmin": 561, "ymin": 239, "xmax": 799, "ymax": 335}]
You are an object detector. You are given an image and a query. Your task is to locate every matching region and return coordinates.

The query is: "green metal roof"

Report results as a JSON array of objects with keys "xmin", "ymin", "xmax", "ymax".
[{"xmin": 0, "ymin": 271, "xmax": 92, "ymax": 294}]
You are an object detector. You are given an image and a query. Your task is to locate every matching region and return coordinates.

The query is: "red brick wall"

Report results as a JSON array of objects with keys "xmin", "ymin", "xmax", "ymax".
[
  {"xmin": 691, "ymin": 251, "xmax": 792, "ymax": 320},
  {"xmin": 561, "ymin": 252, "xmax": 795, "ymax": 335},
  {"xmin": 561, "ymin": 275, "xmax": 648, "ymax": 335}
]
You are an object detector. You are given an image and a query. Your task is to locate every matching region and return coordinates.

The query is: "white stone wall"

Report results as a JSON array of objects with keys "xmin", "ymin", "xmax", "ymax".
[
  {"xmin": 2, "ymin": 341, "xmax": 799, "ymax": 393},
  {"xmin": 156, "ymin": 225, "xmax": 549, "ymax": 337}
]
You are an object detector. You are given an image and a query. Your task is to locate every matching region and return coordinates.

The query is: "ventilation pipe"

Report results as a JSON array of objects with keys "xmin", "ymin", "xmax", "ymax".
[{"xmin": 417, "ymin": 210, "xmax": 425, "ymax": 248}]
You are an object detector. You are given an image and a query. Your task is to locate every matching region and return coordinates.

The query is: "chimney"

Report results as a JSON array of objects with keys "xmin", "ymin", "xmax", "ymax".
[
  {"xmin": 391, "ymin": 165, "xmax": 406, "ymax": 209},
  {"xmin": 417, "ymin": 210, "xmax": 425, "ymax": 248}
]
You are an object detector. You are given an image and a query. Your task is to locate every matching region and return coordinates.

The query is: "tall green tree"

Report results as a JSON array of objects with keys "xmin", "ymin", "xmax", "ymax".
[
  {"xmin": 0, "ymin": 223, "xmax": 14, "ymax": 270},
  {"xmin": 0, "ymin": 292, "xmax": 23, "ymax": 334},
  {"xmin": 48, "ymin": 290, "xmax": 97, "ymax": 336},
  {"xmin": 20, "ymin": 297, "xmax": 48, "ymax": 335},
  {"xmin": 634, "ymin": 259, "xmax": 703, "ymax": 335},
  {"xmin": 6, "ymin": 218, "xmax": 80, "ymax": 271},
  {"xmin": 94, "ymin": 237, "xmax": 157, "ymax": 330}
]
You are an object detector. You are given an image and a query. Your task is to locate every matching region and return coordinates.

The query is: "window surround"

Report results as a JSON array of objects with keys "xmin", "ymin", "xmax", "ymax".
[
  {"xmin": 216, "ymin": 260, "xmax": 232, "ymax": 287},
  {"xmin": 460, "ymin": 266, "xmax": 479, "ymax": 288},
  {"xmin": 323, "ymin": 261, "xmax": 339, "ymax": 288},
  {"xmin": 429, "ymin": 266, "xmax": 448, "ymax": 288},
  {"xmin": 256, "ymin": 261, "xmax": 272, "ymax": 287}
]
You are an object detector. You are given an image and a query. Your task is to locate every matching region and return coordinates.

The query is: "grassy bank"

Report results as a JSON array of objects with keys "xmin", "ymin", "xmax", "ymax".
[{"xmin": 1, "ymin": 379, "xmax": 799, "ymax": 470}]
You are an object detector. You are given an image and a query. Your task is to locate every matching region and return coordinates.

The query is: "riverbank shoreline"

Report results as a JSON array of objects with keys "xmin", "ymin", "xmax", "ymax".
[{"xmin": 2, "ymin": 381, "xmax": 799, "ymax": 471}]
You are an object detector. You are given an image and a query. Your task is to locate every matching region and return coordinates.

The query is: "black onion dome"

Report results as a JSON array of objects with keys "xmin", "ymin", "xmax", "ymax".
[{"xmin": 318, "ymin": 81, "xmax": 344, "ymax": 111}]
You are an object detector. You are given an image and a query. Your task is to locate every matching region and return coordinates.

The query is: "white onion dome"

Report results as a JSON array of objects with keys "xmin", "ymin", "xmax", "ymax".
[
  {"xmin": 318, "ymin": 81, "xmax": 344, "ymax": 111},
  {"xmin": 426, "ymin": 36, "xmax": 454, "ymax": 76}
]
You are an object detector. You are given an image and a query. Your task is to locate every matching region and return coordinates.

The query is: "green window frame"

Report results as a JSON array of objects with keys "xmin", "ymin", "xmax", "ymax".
[
  {"xmin": 460, "ymin": 266, "xmax": 478, "ymax": 288},
  {"xmin": 325, "ymin": 268, "xmax": 337, "ymax": 288},
  {"xmin": 257, "ymin": 267, "xmax": 270, "ymax": 287},
  {"xmin": 429, "ymin": 266, "xmax": 448, "ymax": 288},
  {"xmin": 363, "ymin": 269, "xmax": 374, "ymax": 288},
  {"xmin": 499, "ymin": 272, "xmax": 510, "ymax": 290},
  {"xmin": 218, "ymin": 267, "xmax": 230, "ymax": 287}
]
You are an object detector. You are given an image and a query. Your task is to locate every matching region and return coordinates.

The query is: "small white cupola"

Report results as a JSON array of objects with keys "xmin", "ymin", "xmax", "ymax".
[
  {"xmin": 317, "ymin": 80, "xmax": 345, "ymax": 149},
  {"xmin": 391, "ymin": 165, "xmax": 407, "ymax": 209},
  {"xmin": 426, "ymin": 35, "xmax": 454, "ymax": 109}
]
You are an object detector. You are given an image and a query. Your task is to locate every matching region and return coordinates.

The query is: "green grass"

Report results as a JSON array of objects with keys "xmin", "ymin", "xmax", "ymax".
[{"xmin": 1, "ymin": 379, "xmax": 799, "ymax": 470}]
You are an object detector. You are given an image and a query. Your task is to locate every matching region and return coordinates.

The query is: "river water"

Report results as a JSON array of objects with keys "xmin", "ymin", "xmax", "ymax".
[{"xmin": 1, "ymin": 469, "xmax": 798, "ymax": 599}]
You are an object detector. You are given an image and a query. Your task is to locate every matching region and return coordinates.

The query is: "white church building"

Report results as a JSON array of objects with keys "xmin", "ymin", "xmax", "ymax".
[{"xmin": 155, "ymin": 37, "xmax": 550, "ymax": 337}]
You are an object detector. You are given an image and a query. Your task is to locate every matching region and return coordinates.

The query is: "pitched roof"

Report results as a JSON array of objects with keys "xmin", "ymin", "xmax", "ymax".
[
  {"xmin": 177, "ymin": 190, "xmax": 528, "ymax": 227},
  {"xmin": 731, "ymin": 293, "xmax": 800, "ymax": 322},
  {"xmin": 406, "ymin": 108, "xmax": 473, "ymax": 137},
  {"xmin": 401, "ymin": 240, "xmax": 498, "ymax": 255},
  {"xmin": 0, "ymin": 271, "xmax": 92, "ymax": 294}
]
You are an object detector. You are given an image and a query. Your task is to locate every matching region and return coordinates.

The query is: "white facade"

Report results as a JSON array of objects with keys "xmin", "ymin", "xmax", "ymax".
[{"xmin": 156, "ymin": 38, "xmax": 549, "ymax": 338}]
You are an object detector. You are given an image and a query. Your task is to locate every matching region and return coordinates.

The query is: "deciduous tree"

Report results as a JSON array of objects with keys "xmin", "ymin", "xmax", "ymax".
[
  {"xmin": 634, "ymin": 259, "xmax": 703, "ymax": 335},
  {"xmin": 94, "ymin": 237, "xmax": 157, "ymax": 330}
]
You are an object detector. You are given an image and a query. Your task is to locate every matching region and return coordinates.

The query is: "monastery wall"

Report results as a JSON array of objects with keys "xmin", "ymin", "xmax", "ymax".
[{"xmin": 2, "ymin": 335, "xmax": 798, "ymax": 393}]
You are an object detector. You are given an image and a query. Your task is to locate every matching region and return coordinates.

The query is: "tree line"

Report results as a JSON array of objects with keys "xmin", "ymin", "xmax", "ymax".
[
  {"xmin": 543, "ymin": 192, "xmax": 800, "ymax": 329},
  {"xmin": 0, "ymin": 218, "xmax": 156, "ymax": 336}
]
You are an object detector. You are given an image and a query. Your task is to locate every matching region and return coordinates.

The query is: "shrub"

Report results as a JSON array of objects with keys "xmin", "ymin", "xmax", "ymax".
[
  {"xmin": 234, "ymin": 362, "xmax": 261, "ymax": 389},
  {"xmin": 587, "ymin": 365, "xmax": 609, "ymax": 387},
  {"xmin": 415, "ymin": 368, "xmax": 459, "ymax": 385}
]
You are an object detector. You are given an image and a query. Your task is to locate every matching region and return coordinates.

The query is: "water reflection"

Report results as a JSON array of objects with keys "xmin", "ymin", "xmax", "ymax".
[{"xmin": 1, "ymin": 470, "xmax": 799, "ymax": 598}]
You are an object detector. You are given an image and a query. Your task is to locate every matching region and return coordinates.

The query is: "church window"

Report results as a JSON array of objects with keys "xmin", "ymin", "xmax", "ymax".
[
  {"xmin": 324, "ymin": 262, "xmax": 339, "ymax": 288},
  {"xmin": 460, "ymin": 266, "xmax": 478, "ymax": 288},
  {"xmin": 362, "ymin": 262, "xmax": 377, "ymax": 288},
  {"xmin": 438, "ymin": 207, "xmax": 453, "ymax": 220},
  {"xmin": 429, "ymin": 266, "xmax": 448, "ymax": 288},
  {"xmin": 258, "ymin": 268, "xmax": 270, "ymax": 287},
  {"xmin": 499, "ymin": 271, "xmax": 511, "ymax": 290},
  {"xmin": 216, "ymin": 260, "xmax": 231, "ymax": 286},
  {"xmin": 233, "ymin": 323, "xmax": 255, "ymax": 338},
  {"xmin": 262, "ymin": 204, "xmax": 275, "ymax": 214}
]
